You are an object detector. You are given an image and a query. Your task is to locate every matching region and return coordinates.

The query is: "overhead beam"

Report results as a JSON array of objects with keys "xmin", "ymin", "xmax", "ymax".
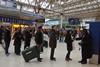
[
  {"xmin": 65, "ymin": 8, "xmax": 100, "ymax": 17},
  {"xmin": 55, "ymin": 0, "xmax": 98, "ymax": 12},
  {"xmin": 16, "ymin": 1, "xmax": 61, "ymax": 14},
  {"xmin": 64, "ymin": 1, "xmax": 98, "ymax": 12}
]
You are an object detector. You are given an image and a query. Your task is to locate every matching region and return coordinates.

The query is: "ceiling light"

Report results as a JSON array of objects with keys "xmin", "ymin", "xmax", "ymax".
[
  {"xmin": 57, "ymin": 0, "xmax": 64, "ymax": 5},
  {"xmin": 61, "ymin": 2, "xmax": 64, "ymax": 5}
]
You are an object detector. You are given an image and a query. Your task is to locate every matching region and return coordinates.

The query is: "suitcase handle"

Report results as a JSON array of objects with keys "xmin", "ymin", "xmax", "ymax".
[{"xmin": 26, "ymin": 51, "xmax": 32, "ymax": 55}]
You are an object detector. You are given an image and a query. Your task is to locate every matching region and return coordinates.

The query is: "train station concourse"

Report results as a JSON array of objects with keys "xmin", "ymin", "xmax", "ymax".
[{"xmin": 0, "ymin": 0, "xmax": 100, "ymax": 67}]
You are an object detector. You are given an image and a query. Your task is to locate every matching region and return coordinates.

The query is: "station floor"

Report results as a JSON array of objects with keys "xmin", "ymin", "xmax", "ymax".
[{"xmin": 0, "ymin": 38, "xmax": 99, "ymax": 67}]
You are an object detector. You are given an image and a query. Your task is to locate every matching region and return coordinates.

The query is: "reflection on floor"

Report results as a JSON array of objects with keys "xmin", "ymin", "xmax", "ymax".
[{"xmin": 0, "ymin": 39, "xmax": 99, "ymax": 67}]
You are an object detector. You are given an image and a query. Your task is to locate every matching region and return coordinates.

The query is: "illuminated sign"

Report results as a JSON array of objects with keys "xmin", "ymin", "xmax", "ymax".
[{"xmin": 12, "ymin": 24, "xmax": 28, "ymax": 28}]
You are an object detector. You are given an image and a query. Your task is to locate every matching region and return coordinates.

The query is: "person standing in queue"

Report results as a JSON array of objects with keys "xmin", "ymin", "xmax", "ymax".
[
  {"xmin": 13, "ymin": 28, "xmax": 23, "ymax": 56},
  {"xmin": 76, "ymin": 29, "xmax": 92, "ymax": 64},
  {"xmin": 35, "ymin": 26, "xmax": 43, "ymax": 62},
  {"xmin": 0, "ymin": 26, "xmax": 3, "ymax": 44},
  {"xmin": 23, "ymin": 28, "xmax": 32, "ymax": 49},
  {"xmin": 4, "ymin": 26, "xmax": 11, "ymax": 56},
  {"xmin": 49, "ymin": 26, "xmax": 57, "ymax": 61},
  {"xmin": 64, "ymin": 30, "xmax": 73, "ymax": 61}
]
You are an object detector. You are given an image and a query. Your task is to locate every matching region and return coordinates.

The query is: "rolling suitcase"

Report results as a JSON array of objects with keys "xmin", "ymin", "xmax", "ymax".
[{"xmin": 22, "ymin": 46, "xmax": 39, "ymax": 62}]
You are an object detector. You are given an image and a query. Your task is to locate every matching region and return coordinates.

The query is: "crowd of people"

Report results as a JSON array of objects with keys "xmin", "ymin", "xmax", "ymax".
[{"xmin": 0, "ymin": 25, "xmax": 92, "ymax": 64}]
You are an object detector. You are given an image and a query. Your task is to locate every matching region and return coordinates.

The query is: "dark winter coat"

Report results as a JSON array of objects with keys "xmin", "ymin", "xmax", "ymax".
[
  {"xmin": 23, "ymin": 30, "xmax": 32, "ymax": 47},
  {"xmin": 81, "ymin": 33, "xmax": 92, "ymax": 59},
  {"xmin": 4, "ymin": 29, "xmax": 11, "ymax": 42},
  {"xmin": 13, "ymin": 31, "xmax": 23, "ymax": 46},
  {"xmin": 0, "ymin": 28, "xmax": 3, "ymax": 43},
  {"xmin": 49, "ymin": 30, "xmax": 57, "ymax": 48},
  {"xmin": 35, "ymin": 31, "xmax": 43, "ymax": 45},
  {"xmin": 76, "ymin": 32, "xmax": 92, "ymax": 59},
  {"xmin": 65, "ymin": 33, "xmax": 73, "ymax": 51},
  {"xmin": 24, "ymin": 30, "xmax": 32, "ymax": 41}
]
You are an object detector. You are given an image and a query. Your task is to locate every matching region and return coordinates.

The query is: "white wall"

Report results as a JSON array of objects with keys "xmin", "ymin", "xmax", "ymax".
[{"xmin": 81, "ymin": 18, "xmax": 96, "ymax": 29}]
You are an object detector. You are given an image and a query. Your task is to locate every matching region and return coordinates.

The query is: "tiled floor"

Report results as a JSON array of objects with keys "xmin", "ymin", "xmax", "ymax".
[{"xmin": 0, "ymin": 39, "xmax": 99, "ymax": 67}]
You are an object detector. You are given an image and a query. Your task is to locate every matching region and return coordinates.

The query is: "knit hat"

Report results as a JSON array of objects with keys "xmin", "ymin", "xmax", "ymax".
[{"xmin": 38, "ymin": 26, "xmax": 42, "ymax": 29}]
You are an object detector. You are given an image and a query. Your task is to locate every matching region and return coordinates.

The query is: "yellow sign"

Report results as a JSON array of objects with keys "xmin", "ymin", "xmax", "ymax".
[{"xmin": 12, "ymin": 24, "xmax": 28, "ymax": 28}]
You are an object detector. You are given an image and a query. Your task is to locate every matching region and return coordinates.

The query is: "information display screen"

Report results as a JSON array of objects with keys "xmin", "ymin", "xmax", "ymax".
[{"xmin": 68, "ymin": 18, "xmax": 80, "ymax": 25}]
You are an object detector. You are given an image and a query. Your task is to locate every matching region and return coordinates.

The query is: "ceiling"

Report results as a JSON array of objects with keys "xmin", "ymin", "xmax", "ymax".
[{"xmin": 2, "ymin": 0, "xmax": 100, "ymax": 19}]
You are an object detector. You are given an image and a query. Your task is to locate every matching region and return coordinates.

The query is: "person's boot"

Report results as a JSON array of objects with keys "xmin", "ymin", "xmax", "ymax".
[
  {"xmin": 81, "ymin": 60, "xmax": 87, "ymax": 64},
  {"xmin": 5, "ymin": 53, "xmax": 10, "ymax": 56},
  {"xmin": 78, "ymin": 59, "xmax": 84, "ymax": 63},
  {"xmin": 50, "ymin": 57, "xmax": 56, "ymax": 61},
  {"xmin": 68, "ymin": 58, "xmax": 72, "ymax": 61},
  {"xmin": 37, "ymin": 58, "xmax": 43, "ymax": 62},
  {"xmin": 65, "ymin": 58, "xmax": 70, "ymax": 61},
  {"xmin": 78, "ymin": 60, "xmax": 82, "ymax": 63}
]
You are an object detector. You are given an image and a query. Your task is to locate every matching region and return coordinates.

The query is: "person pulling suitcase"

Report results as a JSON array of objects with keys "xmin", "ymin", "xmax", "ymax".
[{"xmin": 34, "ymin": 26, "xmax": 43, "ymax": 62}]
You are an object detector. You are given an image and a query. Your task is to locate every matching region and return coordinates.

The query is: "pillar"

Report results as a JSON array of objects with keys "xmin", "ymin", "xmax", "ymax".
[{"xmin": 60, "ymin": 14, "xmax": 63, "ymax": 29}]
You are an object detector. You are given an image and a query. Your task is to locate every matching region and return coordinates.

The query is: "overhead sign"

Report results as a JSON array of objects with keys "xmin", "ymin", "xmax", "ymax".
[
  {"xmin": 0, "ymin": 0, "xmax": 17, "ymax": 8},
  {"xmin": 0, "ymin": 16, "xmax": 33, "ymax": 24}
]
